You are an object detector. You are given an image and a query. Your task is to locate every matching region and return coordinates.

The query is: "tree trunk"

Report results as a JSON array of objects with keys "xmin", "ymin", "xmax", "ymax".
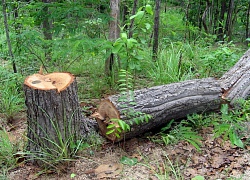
[
  {"xmin": 152, "ymin": 0, "xmax": 161, "ymax": 60},
  {"xmin": 128, "ymin": 0, "xmax": 138, "ymax": 38},
  {"xmin": 105, "ymin": 0, "xmax": 120, "ymax": 76},
  {"xmin": 217, "ymin": 0, "xmax": 226, "ymax": 41},
  {"xmin": 246, "ymin": 2, "xmax": 250, "ymax": 45},
  {"xmin": 24, "ymin": 72, "xmax": 95, "ymax": 164},
  {"xmin": 2, "ymin": 0, "xmax": 17, "ymax": 73},
  {"xmin": 93, "ymin": 49, "xmax": 250, "ymax": 142},
  {"xmin": 93, "ymin": 78, "xmax": 221, "ymax": 142},
  {"xmin": 42, "ymin": 0, "xmax": 53, "ymax": 62},
  {"xmin": 224, "ymin": 0, "xmax": 234, "ymax": 41}
]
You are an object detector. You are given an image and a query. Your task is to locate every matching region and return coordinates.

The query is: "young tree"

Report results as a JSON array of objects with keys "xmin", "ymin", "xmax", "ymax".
[
  {"xmin": 2, "ymin": 0, "xmax": 17, "ymax": 73},
  {"xmin": 152, "ymin": 0, "xmax": 160, "ymax": 61},
  {"xmin": 42, "ymin": 0, "xmax": 53, "ymax": 62},
  {"xmin": 105, "ymin": 0, "xmax": 120, "ymax": 75}
]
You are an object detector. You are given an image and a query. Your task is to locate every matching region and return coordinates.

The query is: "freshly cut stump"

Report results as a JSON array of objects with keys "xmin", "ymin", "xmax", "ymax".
[{"xmin": 24, "ymin": 72, "xmax": 93, "ymax": 164}]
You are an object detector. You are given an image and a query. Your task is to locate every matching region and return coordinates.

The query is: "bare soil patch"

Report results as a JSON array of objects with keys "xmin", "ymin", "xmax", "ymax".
[{"xmin": 5, "ymin": 111, "xmax": 250, "ymax": 180}]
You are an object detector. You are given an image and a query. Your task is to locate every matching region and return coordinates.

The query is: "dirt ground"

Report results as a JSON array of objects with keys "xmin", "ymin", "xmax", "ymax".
[{"xmin": 4, "ymin": 111, "xmax": 250, "ymax": 180}]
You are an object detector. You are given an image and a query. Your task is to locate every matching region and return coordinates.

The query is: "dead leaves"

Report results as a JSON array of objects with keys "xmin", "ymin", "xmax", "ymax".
[
  {"xmin": 164, "ymin": 127, "xmax": 250, "ymax": 179},
  {"xmin": 85, "ymin": 163, "xmax": 123, "ymax": 179}
]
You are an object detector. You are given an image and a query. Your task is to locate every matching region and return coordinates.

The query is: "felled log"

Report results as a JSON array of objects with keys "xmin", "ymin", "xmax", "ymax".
[
  {"xmin": 92, "ymin": 78, "xmax": 222, "ymax": 142},
  {"xmin": 92, "ymin": 49, "xmax": 250, "ymax": 142},
  {"xmin": 23, "ymin": 72, "xmax": 95, "ymax": 163}
]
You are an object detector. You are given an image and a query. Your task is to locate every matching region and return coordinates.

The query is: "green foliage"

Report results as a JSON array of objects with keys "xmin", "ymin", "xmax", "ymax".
[
  {"xmin": 140, "ymin": 152, "xmax": 183, "ymax": 180},
  {"xmin": 112, "ymin": 4, "xmax": 153, "ymax": 72},
  {"xmin": 147, "ymin": 42, "xmax": 195, "ymax": 85},
  {"xmin": 0, "ymin": 129, "xmax": 18, "ymax": 168},
  {"xmin": 213, "ymin": 104, "xmax": 245, "ymax": 148},
  {"xmin": 192, "ymin": 176, "xmax": 205, "ymax": 180},
  {"xmin": 0, "ymin": 67, "xmax": 24, "ymax": 123},
  {"xmin": 117, "ymin": 69, "xmax": 151, "ymax": 126},
  {"xmin": 199, "ymin": 43, "xmax": 240, "ymax": 77},
  {"xmin": 154, "ymin": 119, "xmax": 202, "ymax": 151},
  {"xmin": 120, "ymin": 156, "xmax": 138, "ymax": 166}
]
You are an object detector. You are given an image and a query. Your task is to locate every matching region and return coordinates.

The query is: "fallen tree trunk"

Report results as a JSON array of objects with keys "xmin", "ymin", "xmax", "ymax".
[
  {"xmin": 92, "ymin": 49, "xmax": 250, "ymax": 142},
  {"xmin": 93, "ymin": 78, "xmax": 222, "ymax": 142}
]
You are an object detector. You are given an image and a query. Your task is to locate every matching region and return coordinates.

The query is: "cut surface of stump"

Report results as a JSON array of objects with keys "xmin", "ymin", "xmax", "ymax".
[
  {"xmin": 24, "ymin": 72, "xmax": 74, "ymax": 92},
  {"xmin": 24, "ymin": 72, "xmax": 94, "ymax": 164}
]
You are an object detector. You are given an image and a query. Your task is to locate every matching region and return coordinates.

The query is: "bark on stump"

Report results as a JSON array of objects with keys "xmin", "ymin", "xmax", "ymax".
[{"xmin": 24, "ymin": 72, "xmax": 93, "ymax": 163}]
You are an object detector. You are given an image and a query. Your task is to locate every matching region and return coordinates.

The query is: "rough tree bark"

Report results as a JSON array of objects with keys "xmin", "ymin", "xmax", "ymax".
[
  {"xmin": 105, "ymin": 0, "xmax": 120, "ymax": 75},
  {"xmin": 152, "ymin": 0, "xmax": 161, "ymax": 60},
  {"xmin": 24, "ymin": 72, "xmax": 95, "ymax": 164},
  {"xmin": 92, "ymin": 49, "xmax": 250, "ymax": 142}
]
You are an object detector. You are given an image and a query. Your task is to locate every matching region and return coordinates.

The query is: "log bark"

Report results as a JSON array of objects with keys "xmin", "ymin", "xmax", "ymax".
[
  {"xmin": 24, "ymin": 72, "xmax": 95, "ymax": 163},
  {"xmin": 93, "ymin": 49, "xmax": 250, "ymax": 142},
  {"xmin": 93, "ymin": 78, "xmax": 222, "ymax": 142},
  {"xmin": 220, "ymin": 49, "xmax": 250, "ymax": 102}
]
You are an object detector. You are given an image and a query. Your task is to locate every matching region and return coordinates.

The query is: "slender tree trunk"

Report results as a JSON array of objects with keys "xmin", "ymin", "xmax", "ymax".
[
  {"xmin": 224, "ymin": 0, "xmax": 234, "ymax": 41},
  {"xmin": 105, "ymin": 0, "xmax": 120, "ymax": 76},
  {"xmin": 128, "ymin": 0, "xmax": 138, "ymax": 38},
  {"xmin": 202, "ymin": 0, "xmax": 211, "ymax": 34},
  {"xmin": 42, "ymin": 0, "xmax": 53, "ymax": 62},
  {"xmin": 213, "ymin": 0, "xmax": 219, "ymax": 34},
  {"xmin": 152, "ymin": 0, "xmax": 161, "ymax": 61},
  {"xmin": 184, "ymin": 0, "xmax": 190, "ymax": 42},
  {"xmin": 2, "ymin": 0, "xmax": 17, "ymax": 73},
  {"xmin": 217, "ymin": 0, "xmax": 226, "ymax": 41},
  {"xmin": 246, "ymin": 2, "xmax": 250, "ymax": 45}
]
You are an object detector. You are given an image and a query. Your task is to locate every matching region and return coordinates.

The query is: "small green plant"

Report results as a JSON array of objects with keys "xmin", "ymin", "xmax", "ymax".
[
  {"xmin": 213, "ymin": 104, "xmax": 245, "ymax": 148},
  {"xmin": 0, "ymin": 83, "xmax": 24, "ymax": 123},
  {"xmin": 153, "ymin": 119, "xmax": 202, "ymax": 150},
  {"xmin": 147, "ymin": 42, "xmax": 195, "ymax": 85},
  {"xmin": 199, "ymin": 42, "xmax": 240, "ymax": 77},
  {"xmin": 106, "ymin": 69, "xmax": 152, "ymax": 139},
  {"xmin": 0, "ymin": 129, "xmax": 20, "ymax": 175},
  {"xmin": 120, "ymin": 156, "xmax": 138, "ymax": 166},
  {"xmin": 140, "ymin": 152, "xmax": 184, "ymax": 180}
]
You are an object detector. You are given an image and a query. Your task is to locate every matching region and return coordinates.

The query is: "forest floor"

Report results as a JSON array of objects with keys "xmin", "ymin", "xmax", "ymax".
[{"xmin": 4, "ymin": 107, "xmax": 250, "ymax": 180}]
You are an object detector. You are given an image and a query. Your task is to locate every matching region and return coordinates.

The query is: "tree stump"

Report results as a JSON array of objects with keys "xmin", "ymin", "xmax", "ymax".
[{"xmin": 24, "ymin": 72, "xmax": 94, "ymax": 163}]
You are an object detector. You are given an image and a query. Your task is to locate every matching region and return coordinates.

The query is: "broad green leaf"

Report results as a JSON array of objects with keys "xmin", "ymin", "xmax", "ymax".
[
  {"xmin": 145, "ymin": 4, "xmax": 153, "ymax": 15},
  {"xmin": 112, "ymin": 43, "xmax": 123, "ymax": 53},
  {"xmin": 120, "ymin": 156, "xmax": 138, "ymax": 166},
  {"xmin": 106, "ymin": 129, "xmax": 115, "ymax": 135},
  {"xmin": 191, "ymin": 176, "xmax": 205, "ymax": 180},
  {"xmin": 107, "ymin": 124, "xmax": 115, "ymax": 129},
  {"xmin": 70, "ymin": 173, "xmax": 76, "ymax": 178},
  {"xmin": 118, "ymin": 120, "xmax": 126, "ymax": 130},
  {"xmin": 130, "ymin": 11, "xmax": 144, "ymax": 20},
  {"xmin": 145, "ymin": 23, "xmax": 151, "ymax": 30},
  {"xmin": 121, "ymin": 32, "xmax": 128, "ymax": 40}
]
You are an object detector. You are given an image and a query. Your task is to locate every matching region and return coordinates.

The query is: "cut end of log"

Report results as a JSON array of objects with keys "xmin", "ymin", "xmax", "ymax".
[
  {"xmin": 24, "ymin": 72, "xmax": 74, "ymax": 93},
  {"xmin": 91, "ymin": 100, "xmax": 122, "ymax": 142}
]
